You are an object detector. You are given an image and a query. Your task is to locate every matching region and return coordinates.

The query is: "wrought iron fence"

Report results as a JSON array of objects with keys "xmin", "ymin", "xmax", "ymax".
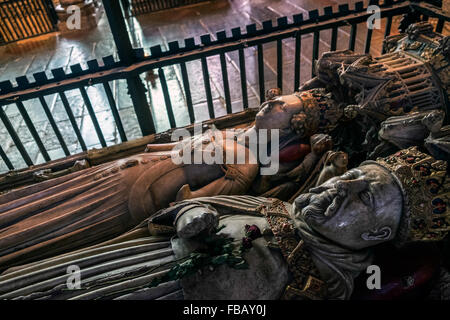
[
  {"xmin": 0, "ymin": 0, "xmax": 57, "ymax": 44},
  {"xmin": 0, "ymin": 0, "xmax": 448, "ymax": 174},
  {"xmin": 121, "ymin": 0, "xmax": 211, "ymax": 17}
]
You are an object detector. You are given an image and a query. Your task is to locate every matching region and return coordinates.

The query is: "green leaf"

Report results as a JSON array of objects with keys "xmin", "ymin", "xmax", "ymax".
[
  {"xmin": 233, "ymin": 261, "xmax": 249, "ymax": 269},
  {"xmin": 211, "ymin": 254, "xmax": 229, "ymax": 265}
]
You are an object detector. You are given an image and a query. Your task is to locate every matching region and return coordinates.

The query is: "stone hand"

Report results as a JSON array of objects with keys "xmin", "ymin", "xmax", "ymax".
[
  {"xmin": 176, "ymin": 206, "xmax": 219, "ymax": 239},
  {"xmin": 310, "ymin": 134, "xmax": 333, "ymax": 155}
]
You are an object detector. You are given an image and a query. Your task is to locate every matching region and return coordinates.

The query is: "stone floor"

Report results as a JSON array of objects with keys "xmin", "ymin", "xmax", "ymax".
[{"xmin": 0, "ymin": 0, "xmax": 409, "ymax": 173}]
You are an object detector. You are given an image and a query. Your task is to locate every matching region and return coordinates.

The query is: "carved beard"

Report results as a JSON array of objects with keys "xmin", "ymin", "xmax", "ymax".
[{"xmin": 295, "ymin": 188, "xmax": 342, "ymax": 224}]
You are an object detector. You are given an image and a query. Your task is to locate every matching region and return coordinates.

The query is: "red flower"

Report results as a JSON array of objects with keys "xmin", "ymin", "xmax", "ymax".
[
  {"xmin": 245, "ymin": 224, "xmax": 262, "ymax": 240},
  {"xmin": 242, "ymin": 237, "xmax": 253, "ymax": 249}
]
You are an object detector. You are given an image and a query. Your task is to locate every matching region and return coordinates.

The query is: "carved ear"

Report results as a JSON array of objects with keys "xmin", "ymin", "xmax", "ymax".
[{"xmin": 361, "ymin": 227, "xmax": 392, "ymax": 241}]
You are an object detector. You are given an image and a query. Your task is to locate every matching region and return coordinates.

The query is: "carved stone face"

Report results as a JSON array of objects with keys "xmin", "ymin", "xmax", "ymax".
[
  {"xmin": 254, "ymin": 95, "xmax": 303, "ymax": 134},
  {"xmin": 332, "ymin": 152, "xmax": 348, "ymax": 168},
  {"xmin": 294, "ymin": 164, "xmax": 403, "ymax": 250}
]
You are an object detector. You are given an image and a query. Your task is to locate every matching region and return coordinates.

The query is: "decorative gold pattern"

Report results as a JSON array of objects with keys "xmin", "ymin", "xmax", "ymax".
[
  {"xmin": 259, "ymin": 199, "xmax": 327, "ymax": 300},
  {"xmin": 375, "ymin": 147, "xmax": 449, "ymax": 243},
  {"xmin": 291, "ymin": 88, "xmax": 343, "ymax": 137}
]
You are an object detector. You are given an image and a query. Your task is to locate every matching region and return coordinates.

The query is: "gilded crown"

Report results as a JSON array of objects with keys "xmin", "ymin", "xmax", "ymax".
[
  {"xmin": 292, "ymin": 88, "xmax": 343, "ymax": 137},
  {"xmin": 374, "ymin": 147, "xmax": 449, "ymax": 245}
]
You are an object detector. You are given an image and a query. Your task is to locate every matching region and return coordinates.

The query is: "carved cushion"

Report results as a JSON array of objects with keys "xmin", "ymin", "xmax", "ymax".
[{"xmin": 279, "ymin": 141, "xmax": 311, "ymax": 163}]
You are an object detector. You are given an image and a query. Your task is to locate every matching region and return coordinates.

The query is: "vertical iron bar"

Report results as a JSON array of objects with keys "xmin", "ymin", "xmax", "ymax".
[
  {"xmin": 27, "ymin": 0, "xmax": 47, "ymax": 33},
  {"xmin": 103, "ymin": 0, "xmax": 134, "ymax": 65},
  {"xmin": 39, "ymin": 96, "xmax": 70, "ymax": 156},
  {"xmin": 180, "ymin": 62, "xmax": 195, "ymax": 123},
  {"xmin": 330, "ymin": 27, "xmax": 338, "ymax": 51},
  {"xmin": 238, "ymin": 48, "xmax": 248, "ymax": 109},
  {"xmin": 0, "ymin": 143, "xmax": 14, "ymax": 171},
  {"xmin": 349, "ymin": 24, "xmax": 357, "ymax": 51},
  {"xmin": 13, "ymin": 1, "xmax": 31, "ymax": 38},
  {"xmin": 59, "ymin": 91, "xmax": 87, "ymax": 151},
  {"xmin": 8, "ymin": 2, "xmax": 26, "ymax": 38},
  {"xmin": 436, "ymin": 19, "xmax": 444, "ymax": 33},
  {"xmin": 147, "ymin": 0, "xmax": 154, "ymax": 13},
  {"xmin": 104, "ymin": 0, "xmax": 156, "ymax": 135},
  {"xmin": 103, "ymin": 81, "xmax": 127, "ymax": 142},
  {"xmin": 40, "ymin": 0, "xmax": 57, "ymax": 28},
  {"xmin": 79, "ymin": 86, "xmax": 107, "ymax": 148},
  {"xmin": 0, "ymin": 6, "xmax": 13, "ymax": 42},
  {"xmin": 19, "ymin": 0, "xmax": 36, "ymax": 36},
  {"xmin": 220, "ymin": 52, "xmax": 232, "ymax": 114},
  {"xmin": 131, "ymin": 0, "xmax": 139, "ymax": 15},
  {"xmin": 276, "ymin": 39, "xmax": 283, "ymax": 91},
  {"xmin": 257, "ymin": 44, "xmax": 265, "ymax": 103},
  {"xmin": 364, "ymin": 28, "xmax": 373, "ymax": 54},
  {"xmin": 148, "ymin": 0, "xmax": 155, "ymax": 13},
  {"xmin": 158, "ymin": 68, "xmax": 176, "ymax": 128},
  {"xmin": 312, "ymin": 30, "xmax": 319, "ymax": 77},
  {"xmin": 0, "ymin": 105, "xmax": 33, "ymax": 166},
  {"xmin": 3, "ymin": 3, "xmax": 21, "ymax": 40},
  {"xmin": 126, "ymin": 76, "xmax": 156, "ymax": 135},
  {"xmin": 16, "ymin": 101, "xmax": 51, "ymax": 161},
  {"xmin": 138, "ymin": 0, "xmax": 147, "ymax": 14},
  {"xmin": 201, "ymin": 57, "xmax": 215, "ymax": 119},
  {"xmin": 294, "ymin": 32, "xmax": 302, "ymax": 91},
  {"xmin": 34, "ymin": 0, "xmax": 52, "ymax": 31},
  {"xmin": 24, "ymin": 0, "xmax": 43, "ymax": 35}
]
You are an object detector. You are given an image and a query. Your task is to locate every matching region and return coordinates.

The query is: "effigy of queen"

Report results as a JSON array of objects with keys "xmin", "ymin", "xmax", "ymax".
[{"xmin": 0, "ymin": 22, "xmax": 448, "ymax": 300}]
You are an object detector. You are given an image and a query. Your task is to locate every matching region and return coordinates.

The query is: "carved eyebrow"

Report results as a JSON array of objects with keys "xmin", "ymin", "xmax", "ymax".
[{"xmin": 340, "ymin": 169, "xmax": 360, "ymax": 180}]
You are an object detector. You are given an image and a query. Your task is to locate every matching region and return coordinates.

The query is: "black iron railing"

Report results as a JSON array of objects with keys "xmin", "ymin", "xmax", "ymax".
[
  {"xmin": 0, "ymin": 0, "xmax": 448, "ymax": 173},
  {"xmin": 0, "ymin": 0, "xmax": 57, "ymax": 44}
]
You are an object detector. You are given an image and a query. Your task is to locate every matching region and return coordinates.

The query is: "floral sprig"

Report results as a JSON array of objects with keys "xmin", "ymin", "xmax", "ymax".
[
  {"xmin": 148, "ymin": 224, "xmax": 262, "ymax": 289},
  {"xmin": 241, "ymin": 224, "xmax": 262, "ymax": 249}
]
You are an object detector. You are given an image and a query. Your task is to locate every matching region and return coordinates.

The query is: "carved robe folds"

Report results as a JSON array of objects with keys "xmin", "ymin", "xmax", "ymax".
[{"xmin": 0, "ymin": 137, "xmax": 258, "ymax": 271}]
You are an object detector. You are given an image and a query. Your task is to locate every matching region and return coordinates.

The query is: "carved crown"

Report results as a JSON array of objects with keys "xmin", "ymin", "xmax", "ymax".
[
  {"xmin": 375, "ymin": 147, "xmax": 449, "ymax": 245},
  {"xmin": 291, "ymin": 88, "xmax": 343, "ymax": 137}
]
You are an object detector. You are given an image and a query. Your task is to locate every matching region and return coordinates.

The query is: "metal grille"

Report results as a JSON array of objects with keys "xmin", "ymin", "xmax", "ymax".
[{"xmin": 0, "ymin": 0, "xmax": 57, "ymax": 44}]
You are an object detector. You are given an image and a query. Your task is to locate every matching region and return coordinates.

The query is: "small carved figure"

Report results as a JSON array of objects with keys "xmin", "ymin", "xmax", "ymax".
[{"xmin": 315, "ymin": 151, "xmax": 348, "ymax": 186}]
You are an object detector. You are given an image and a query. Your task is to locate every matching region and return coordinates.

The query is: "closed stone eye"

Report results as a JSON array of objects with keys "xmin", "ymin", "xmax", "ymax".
[{"xmin": 359, "ymin": 190, "xmax": 374, "ymax": 208}]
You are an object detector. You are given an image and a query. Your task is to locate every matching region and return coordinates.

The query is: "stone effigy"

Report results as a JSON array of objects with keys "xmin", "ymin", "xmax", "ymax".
[
  {"xmin": 0, "ymin": 87, "xmax": 336, "ymax": 271},
  {"xmin": 0, "ymin": 23, "xmax": 448, "ymax": 299},
  {"xmin": 299, "ymin": 22, "xmax": 449, "ymax": 163},
  {"xmin": 0, "ymin": 146, "xmax": 447, "ymax": 300}
]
